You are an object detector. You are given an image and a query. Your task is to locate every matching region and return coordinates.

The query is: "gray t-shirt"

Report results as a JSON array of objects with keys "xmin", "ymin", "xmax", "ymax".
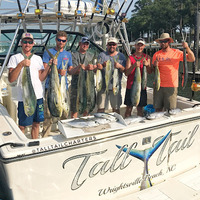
[
  {"xmin": 71, "ymin": 51, "xmax": 94, "ymax": 89},
  {"xmin": 97, "ymin": 51, "xmax": 126, "ymax": 90}
]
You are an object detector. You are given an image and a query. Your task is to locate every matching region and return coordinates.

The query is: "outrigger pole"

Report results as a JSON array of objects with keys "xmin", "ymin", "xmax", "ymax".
[
  {"xmin": 17, "ymin": 0, "xmax": 27, "ymax": 32},
  {"xmin": 73, "ymin": 0, "xmax": 81, "ymax": 31},
  {"xmin": 0, "ymin": 0, "xmax": 31, "ymax": 79},
  {"xmin": 109, "ymin": 0, "xmax": 127, "ymax": 33},
  {"xmin": 35, "ymin": 0, "xmax": 43, "ymax": 32},
  {"xmin": 57, "ymin": 0, "xmax": 61, "ymax": 31},
  {"xmin": 114, "ymin": 0, "xmax": 134, "ymax": 36}
]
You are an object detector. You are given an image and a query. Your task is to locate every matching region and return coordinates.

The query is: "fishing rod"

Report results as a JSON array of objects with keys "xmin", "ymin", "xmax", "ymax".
[
  {"xmin": 17, "ymin": 0, "xmax": 27, "ymax": 32},
  {"xmin": 181, "ymin": 32, "xmax": 188, "ymax": 90},
  {"xmin": 114, "ymin": 0, "xmax": 134, "ymax": 35},
  {"xmin": 109, "ymin": 0, "xmax": 127, "ymax": 33},
  {"xmin": 56, "ymin": 0, "xmax": 61, "ymax": 31},
  {"xmin": 91, "ymin": 0, "xmax": 115, "ymax": 39},
  {"xmin": 88, "ymin": 0, "xmax": 99, "ymax": 28},
  {"xmin": 73, "ymin": 0, "xmax": 81, "ymax": 31},
  {"xmin": 35, "ymin": 0, "xmax": 43, "ymax": 32}
]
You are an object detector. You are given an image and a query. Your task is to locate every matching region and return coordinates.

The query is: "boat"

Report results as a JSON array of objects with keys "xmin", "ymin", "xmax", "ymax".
[{"xmin": 0, "ymin": 1, "xmax": 200, "ymax": 200}]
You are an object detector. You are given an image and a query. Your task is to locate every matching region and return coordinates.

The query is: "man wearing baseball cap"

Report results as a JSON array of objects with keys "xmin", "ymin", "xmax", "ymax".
[
  {"xmin": 70, "ymin": 36, "xmax": 96, "ymax": 118},
  {"xmin": 97, "ymin": 37, "xmax": 126, "ymax": 114},
  {"xmin": 152, "ymin": 33, "xmax": 195, "ymax": 111},
  {"xmin": 7, "ymin": 32, "xmax": 50, "ymax": 139}
]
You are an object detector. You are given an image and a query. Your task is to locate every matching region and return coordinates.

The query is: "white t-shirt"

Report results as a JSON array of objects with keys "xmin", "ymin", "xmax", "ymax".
[{"xmin": 7, "ymin": 53, "xmax": 44, "ymax": 101}]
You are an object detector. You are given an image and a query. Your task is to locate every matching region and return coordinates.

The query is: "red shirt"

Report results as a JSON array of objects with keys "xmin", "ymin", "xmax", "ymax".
[{"xmin": 127, "ymin": 53, "xmax": 147, "ymax": 89}]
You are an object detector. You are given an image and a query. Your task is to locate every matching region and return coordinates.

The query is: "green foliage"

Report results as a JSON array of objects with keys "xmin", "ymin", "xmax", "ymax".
[{"xmin": 127, "ymin": 0, "xmax": 198, "ymax": 42}]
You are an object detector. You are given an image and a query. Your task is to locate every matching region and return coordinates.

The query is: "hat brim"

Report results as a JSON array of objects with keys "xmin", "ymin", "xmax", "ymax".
[{"xmin": 155, "ymin": 37, "xmax": 174, "ymax": 43}]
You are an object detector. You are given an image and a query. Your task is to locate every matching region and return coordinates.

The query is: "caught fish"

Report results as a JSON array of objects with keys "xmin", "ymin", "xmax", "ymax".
[
  {"xmin": 105, "ymin": 59, "xmax": 112, "ymax": 93},
  {"xmin": 21, "ymin": 51, "xmax": 37, "ymax": 117},
  {"xmin": 146, "ymin": 112, "xmax": 166, "ymax": 120},
  {"xmin": 45, "ymin": 47, "xmax": 63, "ymax": 117},
  {"xmin": 182, "ymin": 48, "xmax": 188, "ymax": 89},
  {"xmin": 66, "ymin": 118, "xmax": 98, "ymax": 128},
  {"xmin": 86, "ymin": 70, "xmax": 96, "ymax": 113},
  {"xmin": 113, "ymin": 56, "xmax": 120, "ymax": 95},
  {"xmin": 96, "ymin": 69, "xmax": 102, "ymax": 92},
  {"xmin": 124, "ymin": 116, "xmax": 144, "ymax": 125},
  {"xmin": 141, "ymin": 64, "xmax": 147, "ymax": 90},
  {"xmin": 60, "ymin": 60, "xmax": 70, "ymax": 118},
  {"xmin": 131, "ymin": 66, "xmax": 141, "ymax": 106},
  {"xmin": 77, "ymin": 68, "xmax": 87, "ymax": 115},
  {"xmin": 94, "ymin": 112, "xmax": 117, "ymax": 122},
  {"xmin": 113, "ymin": 68, "xmax": 119, "ymax": 95},
  {"xmin": 154, "ymin": 65, "xmax": 160, "ymax": 91}
]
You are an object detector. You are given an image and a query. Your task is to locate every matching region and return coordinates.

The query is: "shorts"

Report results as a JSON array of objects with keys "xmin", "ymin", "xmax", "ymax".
[
  {"xmin": 124, "ymin": 88, "xmax": 147, "ymax": 107},
  {"xmin": 18, "ymin": 98, "xmax": 44, "ymax": 126},
  {"xmin": 97, "ymin": 90, "xmax": 122, "ymax": 110},
  {"xmin": 153, "ymin": 86, "xmax": 177, "ymax": 110}
]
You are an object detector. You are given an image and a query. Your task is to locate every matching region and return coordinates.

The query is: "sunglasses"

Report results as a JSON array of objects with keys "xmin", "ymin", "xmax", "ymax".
[
  {"xmin": 108, "ymin": 43, "xmax": 116, "ymax": 46},
  {"xmin": 159, "ymin": 40, "xmax": 169, "ymax": 43},
  {"xmin": 22, "ymin": 40, "xmax": 33, "ymax": 44},
  {"xmin": 57, "ymin": 38, "xmax": 67, "ymax": 43}
]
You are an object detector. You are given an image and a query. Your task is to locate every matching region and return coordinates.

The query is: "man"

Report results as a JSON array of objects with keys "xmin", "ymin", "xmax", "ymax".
[
  {"xmin": 70, "ymin": 36, "xmax": 96, "ymax": 118},
  {"xmin": 7, "ymin": 32, "xmax": 49, "ymax": 139},
  {"xmin": 97, "ymin": 37, "xmax": 126, "ymax": 114},
  {"xmin": 153, "ymin": 33, "xmax": 195, "ymax": 111},
  {"xmin": 42, "ymin": 31, "xmax": 73, "ymax": 137},
  {"xmin": 124, "ymin": 38, "xmax": 151, "ymax": 117}
]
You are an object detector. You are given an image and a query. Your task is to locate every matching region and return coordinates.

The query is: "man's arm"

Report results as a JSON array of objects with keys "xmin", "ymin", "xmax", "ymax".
[
  {"xmin": 8, "ymin": 59, "xmax": 29, "ymax": 83},
  {"xmin": 183, "ymin": 42, "xmax": 195, "ymax": 62}
]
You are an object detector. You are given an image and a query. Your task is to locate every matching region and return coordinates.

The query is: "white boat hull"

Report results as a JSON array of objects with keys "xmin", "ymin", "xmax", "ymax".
[{"xmin": 1, "ymin": 99, "xmax": 200, "ymax": 200}]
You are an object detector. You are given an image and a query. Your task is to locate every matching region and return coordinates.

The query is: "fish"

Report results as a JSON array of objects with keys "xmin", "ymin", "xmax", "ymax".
[
  {"xmin": 113, "ymin": 56, "xmax": 119, "ymax": 95},
  {"xmin": 116, "ymin": 130, "xmax": 171, "ymax": 190},
  {"xmin": 124, "ymin": 116, "xmax": 144, "ymax": 125},
  {"xmin": 60, "ymin": 60, "xmax": 70, "ymax": 118},
  {"xmin": 105, "ymin": 59, "xmax": 112, "ymax": 93},
  {"xmin": 131, "ymin": 66, "xmax": 141, "ymax": 106},
  {"xmin": 113, "ymin": 68, "xmax": 119, "ymax": 95},
  {"xmin": 96, "ymin": 69, "xmax": 102, "ymax": 92},
  {"xmin": 21, "ymin": 51, "xmax": 37, "ymax": 117},
  {"xmin": 182, "ymin": 48, "xmax": 188, "ymax": 89},
  {"xmin": 66, "ymin": 118, "xmax": 99, "ymax": 128},
  {"xmin": 141, "ymin": 64, "xmax": 147, "ymax": 90},
  {"xmin": 77, "ymin": 68, "xmax": 87, "ymax": 115},
  {"xmin": 86, "ymin": 70, "xmax": 96, "ymax": 113},
  {"xmin": 146, "ymin": 112, "xmax": 166, "ymax": 120},
  {"xmin": 154, "ymin": 65, "xmax": 160, "ymax": 91},
  {"xmin": 94, "ymin": 112, "xmax": 117, "ymax": 122},
  {"xmin": 45, "ymin": 47, "xmax": 63, "ymax": 117}
]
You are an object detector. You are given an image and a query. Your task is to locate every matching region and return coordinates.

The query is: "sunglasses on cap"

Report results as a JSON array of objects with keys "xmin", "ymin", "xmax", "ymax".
[
  {"xmin": 159, "ymin": 40, "xmax": 169, "ymax": 43},
  {"xmin": 22, "ymin": 40, "xmax": 33, "ymax": 44},
  {"xmin": 108, "ymin": 43, "xmax": 117, "ymax": 46},
  {"xmin": 57, "ymin": 38, "xmax": 67, "ymax": 43}
]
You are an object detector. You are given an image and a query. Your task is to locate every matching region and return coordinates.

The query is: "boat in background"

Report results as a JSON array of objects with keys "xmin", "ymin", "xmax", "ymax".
[{"xmin": 0, "ymin": 1, "xmax": 200, "ymax": 200}]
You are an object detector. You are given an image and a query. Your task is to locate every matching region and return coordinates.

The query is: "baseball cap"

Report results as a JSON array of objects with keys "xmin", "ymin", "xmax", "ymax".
[
  {"xmin": 21, "ymin": 32, "xmax": 34, "ymax": 40},
  {"xmin": 107, "ymin": 37, "xmax": 118, "ymax": 44},
  {"xmin": 135, "ymin": 38, "xmax": 145, "ymax": 45},
  {"xmin": 81, "ymin": 37, "xmax": 90, "ymax": 44}
]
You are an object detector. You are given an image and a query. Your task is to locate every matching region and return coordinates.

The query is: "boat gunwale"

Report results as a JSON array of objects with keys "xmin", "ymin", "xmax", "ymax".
[{"xmin": 1, "ymin": 113, "xmax": 200, "ymax": 164}]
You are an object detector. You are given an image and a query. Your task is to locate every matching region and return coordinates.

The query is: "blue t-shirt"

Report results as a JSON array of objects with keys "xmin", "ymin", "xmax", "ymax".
[{"xmin": 43, "ymin": 48, "xmax": 73, "ymax": 89}]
